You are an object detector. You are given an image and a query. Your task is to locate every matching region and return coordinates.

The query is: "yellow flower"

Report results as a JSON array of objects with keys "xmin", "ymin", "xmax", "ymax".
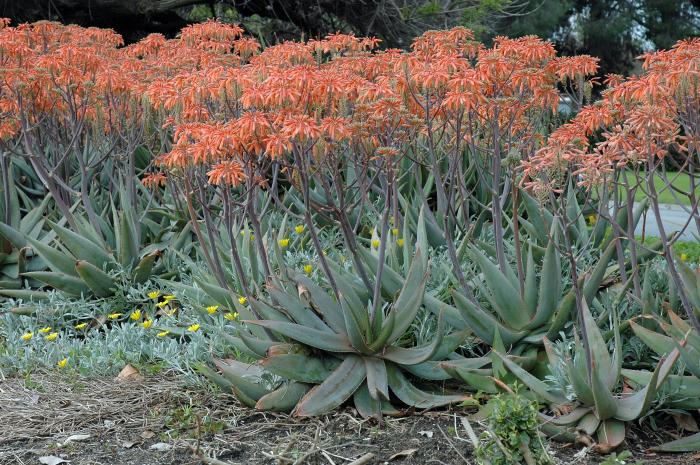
[
  {"xmin": 156, "ymin": 301, "xmax": 169, "ymax": 309},
  {"xmin": 148, "ymin": 291, "xmax": 161, "ymax": 299},
  {"xmin": 130, "ymin": 309, "xmax": 142, "ymax": 321},
  {"xmin": 75, "ymin": 322, "xmax": 88, "ymax": 330},
  {"xmin": 391, "ymin": 228, "xmax": 399, "ymax": 236},
  {"xmin": 681, "ymin": 253, "xmax": 689, "ymax": 262},
  {"xmin": 163, "ymin": 294, "xmax": 176, "ymax": 302},
  {"xmin": 294, "ymin": 225, "xmax": 305, "ymax": 234},
  {"xmin": 45, "ymin": 332, "xmax": 58, "ymax": 342},
  {"xmin": 304, "ymin": 264, "xmax": 313, "ymax": 275},
  {"xmin": 21, "ymin": 332, "xmax": 33, "ymax": 342},
  {"xmin": 39, "ymin": 326, "xmax": 51, "ymax": 334},
  {"xmin": 206, "ymin": 305, "xmax": 219, "ymax": 314},
  {"xmin": 156, "ymin": 330, "xmax": 170, "ymax": 338},
  {"xmin": 57, "ymin": 358, "xmax": 68, "ymax": 368},
  {"xmin": 371, "ymin": 239, "xmax": 380, "ymax": 248},
  {"xmin": 107, "ymin": 312, "xmax": 123, "ymax": 320},
  {"xmin": 587, "ymin": 214, "xmax": 596, "ymax": 224},
  {"xmin": 141, "ymin": 319, "xmax": 153, "ymax": 329},
  {"xmin": 250, "ymin": 234, "xmax": 255, "ymax": 241},
  {"xmin": 238, "ymin": 296, "xmax": 247, "ymax": 305},
  {"xmin": 224, "ymin": 312, "xmax": 239, "ymax": 321},
  {"xmin": 187, "ymin": 323, "xmax": 200, "ymax": 332},
  {"xmin": 278, "ymin": 238, "xmax": 289, "ymax": 248},
  {"xmin": 397, "ymin": 238, "xmax": 405, "ymax": 247}
]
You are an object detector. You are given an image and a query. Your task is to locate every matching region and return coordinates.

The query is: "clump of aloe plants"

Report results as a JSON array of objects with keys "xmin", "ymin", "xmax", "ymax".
[{"xmin": 200, "ymin": 248, "xmax": 470, "ymax": 417}]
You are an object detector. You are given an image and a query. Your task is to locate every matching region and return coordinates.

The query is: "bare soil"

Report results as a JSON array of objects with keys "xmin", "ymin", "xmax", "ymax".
[{"xmin": 0, "ymin": 373, "xmax": 697, "ymax": 465}]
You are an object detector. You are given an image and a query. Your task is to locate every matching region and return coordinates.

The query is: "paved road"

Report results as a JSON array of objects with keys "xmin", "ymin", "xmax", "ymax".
[{"xmin": 634, "ymin": 203, "xmax": 699, "ymax": 241}]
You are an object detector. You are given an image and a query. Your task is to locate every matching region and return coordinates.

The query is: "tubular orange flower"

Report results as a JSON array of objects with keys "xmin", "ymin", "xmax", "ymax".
[
  {"xmin": 142, "ymin": 172, "xmax": 167, "ymax": 189},
  {"xmin": 282, "ymin": 114, "xmax": 321, "ymax": 141},
  {"xmin": 207, "ymin": 160, "xmax": 245, "ymax": 186},
  {"xmin": 263, "ymin": 132, "xmax": 293, "ymax": 158}
]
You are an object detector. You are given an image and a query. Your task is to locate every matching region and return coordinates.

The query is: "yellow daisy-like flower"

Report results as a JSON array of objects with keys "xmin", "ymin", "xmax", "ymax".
[
  {"xmin": 39, "ymin": 326, "xmax": 51, "ymax": 334},
  {"xmin": 304, "ymin": 264, "xmax": 313, "ymax": 275},
  {"xmin": 163, "ymin": 294, "xmax": 176, "ymax": 302},
  {"xmin": 57, "ymin": 358, "xmax": 68, "ymax": 368},
  {"xmin": 224, "ymin": 312, "xmax": 239, "ymax": 321},
  {"xmin": 206, "ymin": 305, "xmax": 219, "ymax": 314},
  {"xmin": 396, "ymin": 238, "xmax": 405, "ymax": 247},
  {"xmin": 21, "ymin": 332, "xmax": 33, "ymax": 342},
  {"xmin": 141, "ymin": 319, "xmax": 153, "ymax": 329},
  {"xmin": 156, "ymin": 301, "xmax": 169, "ymax": 309},
  {"xmin": 294, "ymin": 225, "xmax": 305, "ymax": 234},
  {"xmin": 156, "ymin": 330, "xmax": 170, "ymax": 338},
  {"xmin": 238, "ymin": 296, "xmax": 247, "ymax": 305},
  {"xmin": 391, "ymin": 228, "xmax": 399, "ymax": 236},
  {"xmin": 187, "ymin": 323, "xmax": 200, "ymax": 332},
  {"xmin": 681, "ymin": 253, "xmax": 689, "ymax": 262},
  {"xmin": 148, "ymin": 291, "xmax": 161, "ymax": 299},
  {"xmin": 75, "ymin": 322, "xmax": 88, "ymax": 330},
  {"xmin": 371, "ymin": 239, "xmax": 380, "ymax": 248},
  {"xmin": 45, "ymin": 332, "xmax": 58, "ymax": 342},
  {"xmin": 107, "ymin": 312, "xmax": 123, "ymax": 320},
  {"xmin": 278, "ymin": 238, "xmax": 289, "ymax": 248},
  {"xmin": 130, "ymin": 309, "xmax": 142, "ymax": 321},
  {"xmin": 587, "ymin": 214, "xmax": 596, "ymax": 224}
]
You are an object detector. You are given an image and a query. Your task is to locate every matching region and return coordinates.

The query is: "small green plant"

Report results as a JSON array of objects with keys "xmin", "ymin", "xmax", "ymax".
[
  {"xmin": 475, "ymin": 389, "xmax": 551, "ymax": 465},
  {"xmin": 600, "ymin": 450, "xmax": 644, "ymax": 465},
  {"xmin": 164, "ymin": 404, "xmax": 224, "ymax": 438}
]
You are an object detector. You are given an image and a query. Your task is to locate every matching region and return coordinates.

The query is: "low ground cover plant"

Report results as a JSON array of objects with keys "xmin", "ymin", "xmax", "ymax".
[{"xmin": 1, "ymin": 17, "xmax": 700, "ymax": 459}]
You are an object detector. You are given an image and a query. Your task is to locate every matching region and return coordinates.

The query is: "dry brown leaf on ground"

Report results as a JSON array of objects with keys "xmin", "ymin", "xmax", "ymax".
[
  {"xmin": 116, "ymin": 364, "xmax": 143, "ymax": 382},
  {"xmin": 670, "ymin": 412, "xmax": 699, "ymax": 432},
  {"xmin": 39, "ymin": 456, "xmax": 69, "ymax": 465},
  {"xmin": 59, "ymin": 434, "xmax": 91, "ymax": 447},
  {"xmin": 388, "ymin": 448, "xmax": 418, "ymax": 460}
]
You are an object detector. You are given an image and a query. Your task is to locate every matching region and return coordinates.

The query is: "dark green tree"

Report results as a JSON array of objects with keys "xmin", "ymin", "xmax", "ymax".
[
  {"xmin": 2, "ymin": 0, "xmax": 697, "ymax": 77},
  {"xmin": 496, "ymin": 1, "xmax": 700, "ymax": 76}
]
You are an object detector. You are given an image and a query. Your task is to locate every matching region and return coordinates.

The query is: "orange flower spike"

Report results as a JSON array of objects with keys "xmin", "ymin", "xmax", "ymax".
[
  {"xmin": 320, "ymin": 117, "xmax": 352, "ymax": 141},
  {"xmin": 282, "ymin": 114, "xmax": 321, "ymax": 141},
  {"xmin": 264, "ymin": 132, "xmax": 293, "ymax": 158},
  {"xmin": 142, "ymin": 172, "xmax": 167, "ymax": 189},
  {"xmin": 207, "ymin": 160, "xmax": 246, "ymax": 186}
]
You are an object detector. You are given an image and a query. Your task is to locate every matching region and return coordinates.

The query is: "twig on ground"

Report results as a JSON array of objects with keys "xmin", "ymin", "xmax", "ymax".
[
  {"xmin": 437, "ymin": 424, "xmax": 471, "ymax": 464},
  {"xmin": 291, "ymin": 425, "xmax": 322, "ymax": 465},
  {"xmin": 320, "ymin": 450, "xmax": 336, "ymax": 465},
  {"xmin": 187, "ymin": 444, "xmax": 241, "ymax": 465},
  {"xmin": 347, "ymin": 452, "xmax": 374, "ymax": 465}
]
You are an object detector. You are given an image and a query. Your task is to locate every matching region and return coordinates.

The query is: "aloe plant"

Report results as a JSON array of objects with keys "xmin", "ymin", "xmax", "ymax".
[
  {"xmin": 0, "ymin": 198, "xmax": 51, "ymax": 293},
  {"xmin": 452, "ymin": 234, "xmax": 617, "ymax": 347},
  {"xmin": 200, "ymin": 249, "xmax": 472, "ymax": 418},
  {"xmin": 497, "ymin": 300, "xmax": 680, "ymax": 452},
  {"xmin": 0, "ymin": 201, "xmax": 181, "ymax": 300},
  {"xmin": 625, "ymin": 257, "xmax": 700, "ymax": 451},
  {"xmin": 0, "ymin": 159, "xmax": 50, "ymax": 293}
]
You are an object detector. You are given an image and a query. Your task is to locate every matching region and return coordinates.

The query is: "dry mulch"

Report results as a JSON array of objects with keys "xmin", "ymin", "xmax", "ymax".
[{"xmin": 0, "ymin": 372, "xmax": 698, "ymax": 465}]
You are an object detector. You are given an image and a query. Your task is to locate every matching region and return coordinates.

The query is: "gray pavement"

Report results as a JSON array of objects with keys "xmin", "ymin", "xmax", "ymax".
[{"xmin": 634, "ymin": 203, "xmax": 700, "ymax": 241}]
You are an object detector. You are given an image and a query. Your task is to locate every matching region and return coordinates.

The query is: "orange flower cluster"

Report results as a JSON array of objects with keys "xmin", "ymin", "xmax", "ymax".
[
  {"xmin": 143, "ymin": 25, "xmax": 599, "ymax": 187},
  {"xmin": 0, "ymin": 19, "xmax": 602, "ymax": 188},
  {"xmin": 524, "ymin": 38, "xmax": 700, "ymax": 193},
  {"xmin": 0, "ymin": 20, "xmax": 129, "ymax": 138}
]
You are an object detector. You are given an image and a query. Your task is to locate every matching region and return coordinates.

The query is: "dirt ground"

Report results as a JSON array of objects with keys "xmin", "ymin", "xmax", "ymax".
[{"xmin": 0, "ymin": 372, "xmax": 698, "ymax": 465}]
